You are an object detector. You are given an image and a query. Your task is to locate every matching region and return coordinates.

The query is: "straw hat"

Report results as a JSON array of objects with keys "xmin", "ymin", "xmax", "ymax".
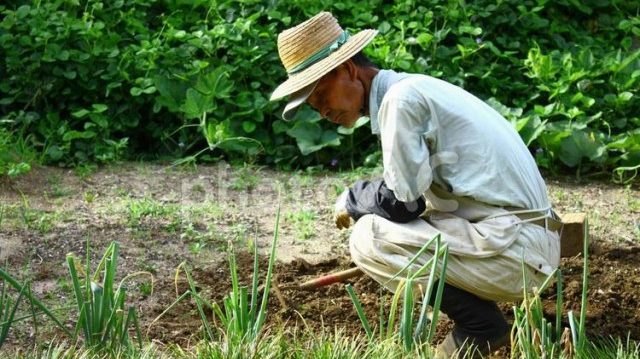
[{"xmin": 270, "ymin": 12, "xmax": 378, "ymax": 120}]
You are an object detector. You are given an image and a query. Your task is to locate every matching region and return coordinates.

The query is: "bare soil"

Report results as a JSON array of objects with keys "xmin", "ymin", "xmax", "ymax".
[{"xmin": 1, "ymin": 163, "xmax": 638, "ymax": 355}]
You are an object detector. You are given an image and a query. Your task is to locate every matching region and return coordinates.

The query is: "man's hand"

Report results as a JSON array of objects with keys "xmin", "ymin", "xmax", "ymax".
[{"xmin": 333, "ymin": 188, "xmax": 353, "ymax": 230}]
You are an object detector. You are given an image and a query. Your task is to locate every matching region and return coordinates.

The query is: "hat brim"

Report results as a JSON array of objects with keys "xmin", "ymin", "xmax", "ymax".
[
  {"xmin": 270, "ymin": 29, "xmax": 378, "ymax": 102},
  {"xmin": 282, "ymin": 80, "xmax": 318, "ymax": 121}
]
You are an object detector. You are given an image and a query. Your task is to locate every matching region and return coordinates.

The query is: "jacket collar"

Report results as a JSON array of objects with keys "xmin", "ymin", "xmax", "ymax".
[{"xmin": 368, "ymin": 69, "xmax": 411, "ymax": 134}]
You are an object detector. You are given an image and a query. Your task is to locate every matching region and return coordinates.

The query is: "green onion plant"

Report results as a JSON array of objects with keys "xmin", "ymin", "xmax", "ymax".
[
  {"xmin": 509, "ymin": 218, "xmax": 622, "ymax": 359},
  {"xmin": 0, "ymin": 274, "xmax": 27, "ymax": 348},
  {"xmin": 0, "ymin": 268, "xmax": 72, "ymax": 349},
  {"xmin": 150, "ymin": 205, "xmax": 281, "ymax": 354},
  {"xmin": 211, "ymin": 204, "xmax": 281, "ymax": 345},
  {"xmin": 346, "ymin": 234, "xmax": 449, "ymax": 353},
  {"xmin": 66, "ymin": 241, "xmax": 148, "ymax": 351}
]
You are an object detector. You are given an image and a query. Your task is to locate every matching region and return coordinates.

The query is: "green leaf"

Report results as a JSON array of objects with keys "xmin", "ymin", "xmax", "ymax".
[
  {"xmin": 287, "ymin": 122, "xmax": 320, "ymax": 145},
  {"xmin": 416, "ymin": 33, "xmax": 433, "ymax": 49},
  {"xmin": 63, "ymin": 71, "xmax": 77, "ymax": 80},
  {"xmin": 518, "ymin": 116, "xmax": 548, "ymax": 146},
  {"xmin": 618, "ymin": 19, "xmax": 632, "ymax": 31},
  {"xmin": 618, "ymin": 92, "xmax": 633, "ymax": 102},
  {"xmin": 337, "ymin": 117, "xmax": 370, "ymax": 135},
  {"xmin": 8, "ymin": 162, "xmax": 31, "ymax": 177},
  {"xmin": 58, "ymin": 50, "xmax": 70, "ymax": 61},
  {"xmin": 320, "ymin": 130, "xmax": 341, "ymax": 147},
  {"xmin": 604, "ymin": 94, "xmax": 617, "ymax": 104},
  {"xmin": 195, "ymin": 68, "xmax": 233, "ymax": 98},
  {"xmin": 242, "ymin": 121, "xmax": 256, "ymax": 133},
  {"xmin": 235, "ymin": 92, "xmax": 252, "ymax": 108},
  {"xmin": 92, "ymin": 104, "xmax": 108, "ymax": 113},
  {"xmin": 486, "ymin": 97, "xmax": 523, "ymax": 122},
  {"xmin": 16, "ymin": 5, "xmax": 30, "ymax": 19},
  {"xmin": 63, "ymin": 130, "xmax": 96, "ymax": 142},
  {"xmin": 218, "ymin": 138, "xmax": 263, "ymax": 155},
  {"xmin": 90, "ymin": 115, "xmax": 108, "ymax": 128},
  {"xmin": 606, "ymin": 130, "xmax": 640, "ymax": 151},
  {"xmin": 204, "ymin": 122, "xmax": 218, "ymax": 147},
  {"xmin": 272, "ymin": 120, "xmax": 289, "ymax": 134},
  {"xmin": 183, "ymin": 88, "xmax": 214, "ymax": 119},
  {"xmin": 108, "ymin": 49, "xmax": 120, "ymax": 58},
  {"xmin": 130, "ymin": 87, "xmax": 142, "ymax": 96},
  {"xmin": 46, "ymin": 146, "xmax": 64, "ymax": 161},
  {"xmin": 290, "ymin": 106, "xmax": 322, "ymax": 123},
  {"xmin": 72, "ymin": 109, "xmax": 90, "ymax": 118},
  {"xmin": 286, "ymin": 121, "xmax": 341, "ymax": 155},
  {"xmin": 378, "ymin": 21, "xmax": 391, "ymax": 34},
  {"xmin": 559, "ymin": 130, "xmax": 606, "ymax": 167},
  {"xmin": 615, "ymin": 48, "xmax": 640, "ymax": 73},
  {"xmin": 458, "ymin": 25, "xmax": 482, "ymax": 36},
  {"xmin": 153, "ymin": 76, "xmax": 188, "ymax": 112}
]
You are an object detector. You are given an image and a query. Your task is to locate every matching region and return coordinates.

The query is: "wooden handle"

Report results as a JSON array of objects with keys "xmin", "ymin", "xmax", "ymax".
[{"xmin": 297, "ymin": 267, "xmax": 363, "ymax": 290}]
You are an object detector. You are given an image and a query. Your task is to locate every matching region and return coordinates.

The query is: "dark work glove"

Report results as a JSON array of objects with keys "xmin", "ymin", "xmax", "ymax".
[{"xmin": 345, "ymin": 179, "xmax": 426, "ymax": 223}]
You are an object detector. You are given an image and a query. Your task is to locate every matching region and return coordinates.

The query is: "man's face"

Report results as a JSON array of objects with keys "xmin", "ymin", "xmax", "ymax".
[{"xmin": 306, "ymin": 62, "xmax": 364, "ymax": 128}]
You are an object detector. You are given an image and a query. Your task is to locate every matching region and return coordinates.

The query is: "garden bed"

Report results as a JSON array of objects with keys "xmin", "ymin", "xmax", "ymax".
[{"xmin": 1, "ymin": 163, "xmax": 638, "ymax": 356}]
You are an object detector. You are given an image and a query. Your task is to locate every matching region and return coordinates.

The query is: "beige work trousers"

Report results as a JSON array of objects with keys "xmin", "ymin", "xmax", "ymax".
[{"xmin": 349, "ymin": 214, "xmax": 561, "ymax": 302}]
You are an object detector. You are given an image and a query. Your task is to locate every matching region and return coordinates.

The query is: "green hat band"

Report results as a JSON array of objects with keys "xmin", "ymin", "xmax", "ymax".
[{"xmin": 287, "ymin": 31, "xmax": 351, "ymax": 75}]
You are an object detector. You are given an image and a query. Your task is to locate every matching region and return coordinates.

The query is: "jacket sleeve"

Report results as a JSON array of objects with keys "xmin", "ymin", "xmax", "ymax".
[
  {"xmin": 345, "ymin": 179, "xmax": 426, "ymax": 223},
  {"xmin": 378, "ymin": 96, "xmax": 436, "ymax": 202}
]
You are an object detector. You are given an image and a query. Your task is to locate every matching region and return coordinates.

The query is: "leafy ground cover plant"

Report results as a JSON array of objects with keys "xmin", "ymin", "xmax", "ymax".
[
  {"xmin": 0, "ymin": 1, "xmax": 637, "ymax": 176},
  {"xmin": 0, "ymin": 126, "xmax": 33, "ymax": 178}
]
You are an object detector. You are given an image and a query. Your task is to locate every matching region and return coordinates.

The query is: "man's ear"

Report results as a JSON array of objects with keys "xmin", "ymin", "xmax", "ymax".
[{"xmin": 343, "ymin": 60, "xmax": 358, "ymax": 81}]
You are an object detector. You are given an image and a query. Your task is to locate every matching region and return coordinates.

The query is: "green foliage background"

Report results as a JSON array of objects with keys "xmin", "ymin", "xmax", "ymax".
[{"xmin": 0, "ymin": 0, "xmax": 638, "ymax": 177}]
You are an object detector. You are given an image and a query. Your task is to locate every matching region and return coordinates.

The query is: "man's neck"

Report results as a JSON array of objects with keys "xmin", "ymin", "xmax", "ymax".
[{"xmin": 358, "ymin": 67, "xmax": 380, "ymax": 116}]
